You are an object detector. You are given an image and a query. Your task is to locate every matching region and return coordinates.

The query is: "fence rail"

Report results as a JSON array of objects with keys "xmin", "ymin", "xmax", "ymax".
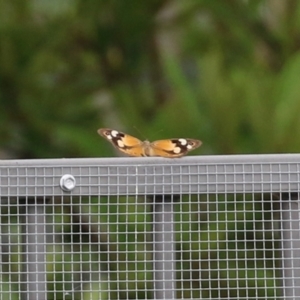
[{"xmin": 1, "ymin": 154, "xmax": 300, "ymax": 299}]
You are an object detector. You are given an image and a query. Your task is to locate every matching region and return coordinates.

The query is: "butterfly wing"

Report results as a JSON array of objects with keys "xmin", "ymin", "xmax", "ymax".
[
  {"xmin": 150, "ymin": 138, "xmax": 202, "ymax": 158},
  {"xmin": 98, "ymin": 128, "xmax": 145, "ymax": 156}
]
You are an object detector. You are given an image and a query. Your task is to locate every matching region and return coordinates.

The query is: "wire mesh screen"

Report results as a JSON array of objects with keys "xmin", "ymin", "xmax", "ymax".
[{"xmin": 1, "ymin": 154, "xmax": 300, "ymax": 300}]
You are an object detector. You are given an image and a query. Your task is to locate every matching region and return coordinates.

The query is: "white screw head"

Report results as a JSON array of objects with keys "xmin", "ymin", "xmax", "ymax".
[{"xmin": 60, "ymin": 174, "xmax": 76, "ymax": 192}]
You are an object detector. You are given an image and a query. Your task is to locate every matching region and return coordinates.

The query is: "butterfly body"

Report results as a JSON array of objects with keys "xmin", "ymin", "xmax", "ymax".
[{"xmin": 98, "ymin": 128, "xmax": 202, "ymax": 158}]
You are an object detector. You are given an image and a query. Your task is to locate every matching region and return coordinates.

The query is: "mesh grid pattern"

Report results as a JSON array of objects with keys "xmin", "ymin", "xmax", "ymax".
[{"xmin": 0, "ymin": 154, "xmax": 299, "ymax": 299}]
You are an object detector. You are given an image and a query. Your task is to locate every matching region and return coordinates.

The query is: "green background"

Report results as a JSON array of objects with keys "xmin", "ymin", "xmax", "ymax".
[{"xmin": 2, "ymin": 1, "xmax": 300, "ymax": 159}]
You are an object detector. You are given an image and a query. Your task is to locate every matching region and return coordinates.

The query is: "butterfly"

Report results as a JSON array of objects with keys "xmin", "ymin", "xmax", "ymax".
[{"xmin": 98, "ymin": 128, "xmax": 202, "ymax": 158}]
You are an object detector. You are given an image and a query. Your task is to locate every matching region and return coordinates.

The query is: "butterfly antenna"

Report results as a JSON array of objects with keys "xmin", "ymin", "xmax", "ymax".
[
  {"xmin": 132, "ymin": 125, "xmax": 148, "ymax": 140},
  {"xmin": 133, "ymin": 125, "xmax": 165, "ymax": 139},
  {"xmin": 152, "ymin": 128, "xmax": 164, "ymax": 136}
]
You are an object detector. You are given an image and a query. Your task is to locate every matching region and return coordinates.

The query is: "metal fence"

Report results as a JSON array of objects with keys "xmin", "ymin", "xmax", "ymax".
[{"xmin": 1, "ymin": 154, "xmax": 300, "ymax": 300}]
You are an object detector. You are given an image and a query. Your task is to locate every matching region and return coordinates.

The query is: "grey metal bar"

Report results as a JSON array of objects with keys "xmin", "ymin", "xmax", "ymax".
[
  {"xmin": 0, "ymin": 154, "xmax": 300, "ymax": 197},
  {"xmin": 281, "ymin": 200, "xmax": 300, "ymax": 299},
  {"xmin": 153, "ymin": 201, "xmax": 176, "ymax": 300},
  {"xmin": 2, "ymin": 153, "xmax": 300, "ymax": 167},
  {"xmin": 21, "ymin": 201, "xmax": 47, "ymax": 300}
]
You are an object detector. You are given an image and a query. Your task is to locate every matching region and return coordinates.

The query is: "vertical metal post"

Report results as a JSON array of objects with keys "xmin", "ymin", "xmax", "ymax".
[
  {"xmin": 281, "ymin": 200, "xmax": 300, "ymax": 299},
  {"xmin": 21, "ymin": 200, "xmax": 48, "ymax": 300},
  {"xmin": 153, "ymin": 196, "xmax": 176, "ymax": 300}
]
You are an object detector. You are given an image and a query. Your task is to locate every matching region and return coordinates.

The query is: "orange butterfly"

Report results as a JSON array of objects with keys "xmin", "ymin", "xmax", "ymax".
[{"xmin": 98, "ymin": 128, "xmax": 202, "ymax": 158}]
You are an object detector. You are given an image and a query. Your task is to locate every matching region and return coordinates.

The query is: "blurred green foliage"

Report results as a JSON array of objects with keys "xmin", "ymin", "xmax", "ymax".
[
  {"xmin": 1, "ymin": 0, "xmax": 300, "ymax": 158},
  {"xmin": 2, "ymin": 194, "xmax": 281, "ymax": 299},
  {"xmin": 0, "ymin": 0, "xmax": 298, "ymax": 299}
]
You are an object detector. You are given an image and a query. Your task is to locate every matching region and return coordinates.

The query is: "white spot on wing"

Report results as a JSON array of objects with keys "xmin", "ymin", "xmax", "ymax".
[
  {"xmin": 111, "ymin": 130, "xmax": 119, "ymax": 137},
  {"xmin": 117, "ymin": 140, "xmax": 125, "ymax": 148},
  {"xmin": 173, "ymin": 146, "xmax": 181, "ymax": 154},
  {"xmin": 179, "ymin": 138, "xmax": 187, "ymax": 145}
]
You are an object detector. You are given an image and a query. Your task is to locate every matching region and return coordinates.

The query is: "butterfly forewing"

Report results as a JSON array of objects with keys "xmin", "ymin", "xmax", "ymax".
[
  {"xmin": 150, "ymin": 139, "xmax": 202, "ymax": 157},
  {"xmin": 98, "ymin": 128, "xmax": 145, "ymax": 156}
]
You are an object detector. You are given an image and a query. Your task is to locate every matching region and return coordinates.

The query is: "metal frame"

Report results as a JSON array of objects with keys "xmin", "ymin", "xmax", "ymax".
[{"xmin": 1, "ymin": 154, "xmax": 300, "ymax": 299}]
